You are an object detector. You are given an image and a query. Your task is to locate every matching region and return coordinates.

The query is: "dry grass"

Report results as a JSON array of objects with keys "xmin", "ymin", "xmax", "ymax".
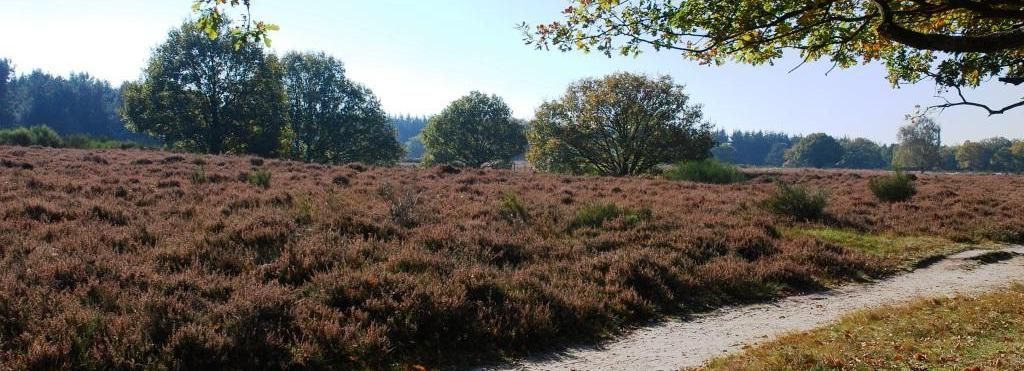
[
  {"xmin": 1, "ymin": 147, "xmax": 1023, "ymax": 369},
  {"xmin": 698, "ymin": 284, "xmax": 1024, "ymax": 370}
]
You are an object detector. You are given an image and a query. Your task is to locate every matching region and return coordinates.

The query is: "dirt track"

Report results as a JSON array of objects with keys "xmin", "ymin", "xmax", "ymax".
[{"xmin": 485, "ymin": 246, "xmax": 1024, "ymax": 371}]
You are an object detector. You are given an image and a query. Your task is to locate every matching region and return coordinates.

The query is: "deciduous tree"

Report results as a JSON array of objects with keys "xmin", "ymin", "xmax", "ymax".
[
  {"xmin": 527, "ymin": 73, "xmax": 714, "ymax": 176},
  {"xmin": 422, "ymin": 92, "xmax": 527, "ymax": 168},
  {"xmin": 282, "ymin": 52, "xmax": 402, "ymax": 165},
  {"xmin": 893, "ymin": 115, "xmax": 942, "ymax": 170},
  {"xmin": 121, "ymin": 22, "xmax": 289, "ymax": 156},
  {"xmin": 784, "ymin": 133, "xmax": 843, "ymax": 168}
]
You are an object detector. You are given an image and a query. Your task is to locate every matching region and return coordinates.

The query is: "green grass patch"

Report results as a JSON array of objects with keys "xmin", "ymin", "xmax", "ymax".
[
  {"xmin": 698, "ymin": 284, "xmax": 1024, "ymax": 370},
  {"xmin": 570, "ymin": 202, "xmax": 652, "ymax": 230},
  {"xmin": 789, "ymin": 227, "xmax": 966, "ymax": 269},
  {"xmin": 664, "ymin": 159, "xmax": 747, "ymax": 184}
]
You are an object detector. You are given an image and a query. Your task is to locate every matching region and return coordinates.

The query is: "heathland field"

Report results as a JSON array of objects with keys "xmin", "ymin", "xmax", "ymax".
[{"xmin": 2, "ymin": 146, "xmax": 1024, "ymax": 369}]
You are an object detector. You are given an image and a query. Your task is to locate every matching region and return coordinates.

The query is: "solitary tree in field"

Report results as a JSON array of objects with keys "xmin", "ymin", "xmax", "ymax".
[
  {"xmin": 282, "ymin": 52, "xmax": 403, "ymax": 165},
  {"xmin": 527, "ymin": 73, "xmax": 714, "ymax": 176},
  {"xmin": 893, "ymin": 116, "xmax": 942, "ymax": 170},
  {"xmin": 421, "ymin": 92, "xmax": 527, "ymax": 168},
  {"xmin": 121, "ymin": 22, "xmax": 289, "ymax": 156},
  {"xmin": 785, "ymin": 133, "xmax": 844, "ymax": 168},
  {"xmin": 525, "ymin": 0, "xmax": 1024, "ymax": 115}
]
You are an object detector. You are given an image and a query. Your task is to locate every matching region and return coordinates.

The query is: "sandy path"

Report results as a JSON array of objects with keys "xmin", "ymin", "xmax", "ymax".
[{"xmin": 482, "ymin": 246, "xmax": 1024, "ymax": 371}]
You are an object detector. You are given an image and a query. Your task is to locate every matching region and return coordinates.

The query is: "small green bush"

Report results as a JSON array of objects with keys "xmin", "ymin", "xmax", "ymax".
[
  {"xmin": 664, "ymin": 159, "xmax": 747, "ymax": 184},
  {"xmin": 763, "ymin": 182, "xmax": 828, "ymax": 221},
  {"xmin": 570, "ymin": 202, "xmax": 652, "ymax": 230},
  {"xmin": 869, "ymin": 171, "xmax": 917, "ymax": 203},
  {"xmin": 498, "ymin": 193, "xmax": 529, "ymax": 224},
  {"xmin": 248, "ymin": 169, "xmax": 272, "ymax": 189},
  {"xmin": 28, "ymin": 126, "xmax": 63, "ymax": 147}
]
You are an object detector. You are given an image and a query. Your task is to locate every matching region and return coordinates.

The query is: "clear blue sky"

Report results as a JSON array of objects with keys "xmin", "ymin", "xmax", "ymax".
[{"xmin": 2, "ymin": 0, "xmax": 1022, "ymax": 144}]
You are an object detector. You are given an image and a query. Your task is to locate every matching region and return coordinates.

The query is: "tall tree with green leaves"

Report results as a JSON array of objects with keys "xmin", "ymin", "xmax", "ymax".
[
  {"xmin": 0, "ymin": 58, "xmax": 13, "ymax": 128},
  {"xmin": 525, "ymin": 1, "xmax": 1024, "ymax": 115},
  {"xmin": 421, "ymin": 92, "xmax": 527, "ymax": 168},
  {"xmin": 281, "ymin": 52, "xmax": 402, "ymax": 165},
  {"xmin": 121, "ymin": 22, "xmax": 289, "ymax": 156},
  {"xmin": 527, "ymin": 72, "xmax": 714, "ymax": 176},
  {"xmin": 893, "ymin": 115, "xmax": 942, "ymax": 170},
  {"xmin": 784, "ymin": 133, "xmax": 844, "ymax": 168}
]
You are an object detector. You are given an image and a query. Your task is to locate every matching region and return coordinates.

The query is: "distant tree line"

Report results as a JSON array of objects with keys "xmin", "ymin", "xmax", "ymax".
[
  {"xmin": 713, "ymin": 116, "xmax": 1024, "ymax": 173},
  {"xmin": 391, "ymin": 115, "xmax": 428, "ymax": 160},
  {"xmin": 0, "ymin": 58, "xmax": 152, "ymax": 143}
]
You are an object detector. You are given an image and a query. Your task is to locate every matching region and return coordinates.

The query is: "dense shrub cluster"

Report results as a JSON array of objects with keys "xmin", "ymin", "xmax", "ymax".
[
  {"xmin": 869, "ymin": 171, "xmax": 917, "ymax": 203},
  {"xmin": 0, "ymin": 125, "xmax": 145, "ymax": 150},
  {"xmin": 664, "ymin": 159, "xmax": 747, "ymax": 184},
  {"xmin": 762, "ymin": 182, "xmax": 829, "ymax": 221},
  {"xmin": 1, "ymin": 147, "xmax": 1023, "ymax": 369}
]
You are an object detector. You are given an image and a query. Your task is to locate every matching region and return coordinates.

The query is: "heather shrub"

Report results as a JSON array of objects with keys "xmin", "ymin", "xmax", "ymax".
[
  {"xmin": 664, "ymin": 159, "xmax": 746, "ymax": 184},
  {"xmin": 190, "ymin": 165, "xmax": 208, "ymax": 184},
  {"xmin": 3, "ymin": 146, "xmax": 1024, "ymax": 369},
  {"xmin": 378, "ymin": 183, "xmax": 420, "ymax": 228},
  {"xmin": 763, "ymin": 182, "xmax": 828, "ymax": 221},
  {"xmin": 869, "ymin": 171, "xmax": 917, "ymax": 203},
  {"xmin": 248, "ymin": 169, "xmax": 272, "ymax": 189}
]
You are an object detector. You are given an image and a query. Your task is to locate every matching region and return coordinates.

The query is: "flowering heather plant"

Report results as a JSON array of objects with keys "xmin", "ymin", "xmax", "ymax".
[{"xmin": 1, "ymin": 147, "xmax": 1023, "ymax": 369}]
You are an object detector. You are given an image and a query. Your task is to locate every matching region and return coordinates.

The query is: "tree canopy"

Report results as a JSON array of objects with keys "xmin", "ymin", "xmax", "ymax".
[
  {"xmin": 281, "ymin": 52, "xmax": 403, "ymax": 165},
  {"xmin": 525, "ymin": 0, "xmax": 1024, "ymax": 115},
  {"xmin": 421, "ymin": 92, "xmax": 527, "ymax": 168},
  {"xmin": 785, "ymin": 133, "xmax": 844, "ymax": 168},
  {"xmin": 527, "ymin": 72, "xmax": 714, "ymax": 176},
  {"xmin": 893, "ymin": 115, "xmax": 943, "ymax": 170},
  {"xmin": 122, "ymin": 22, "xmax": 289, "ymax": 156}
]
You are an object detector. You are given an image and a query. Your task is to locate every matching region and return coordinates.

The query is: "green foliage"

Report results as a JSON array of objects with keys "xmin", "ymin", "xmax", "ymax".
[
  {"xmin": 527, "ymin": 73, "xmax": 714, "ymax": 176},
  {"xmin": 0, "ymin": 126, "xmax": 144, "ymax": 149},
  {"xmin": 839, "ymin": 138, "xmax": 887, "ymax": 169},
  {"xmin": 281, "ymin": 52, "xmax": 403, "ymax": 165},
  {"xmin": 893, "ymin": 115, "xmax": 942, "ymax": 171},
  {"xmin": 664, "ymin": 159, "xmax": 746, "ymax": 184},
  {"xmin": 0, "ymin": 58, "xmax": 13, "ymax": 127},
  {"xmin": 526, "ymin": 1, "xmax": 1024, "ymax": 115},
  {"xmin": 121, "ymin": 22, "xmax": 289, "ymax": 157},
  {"xmin": 191, "ymin": 0, "xmax": 278, "ymax": 49},
  {"xmin": 869, "ymin": 171, "xmax": 917, "ymax": 203},
  {"xmin": 248, "ymin": 169, "xmax": 272, "ymax": 189},
  {"xmin": 404, "ymin": 135, "xmax": 425, "ymax": 161},
  {"xmin": 784, "ymin": 133, "xmax": 843, "ymax": 168},
  {"xmin": 954, "ymin": 138, "xmax": 1024, "ymax": 172},
  {"xmin": 498, "ymin": 193, "xmax": 529, "ymax": 224},
  {"xmin": 570, "ymin": 203, "xmax": 652, "ymax": 230},
  {"xmin": 0, "ymin": 126, "xmax": 61, "ymax": 147},
  {"xmin": 763, "ymin": 183, "xmax": 828, "ymax": 221},
  {"xmin": 421, "ymin": 92, "xmax": 527, "ymax": 168}
]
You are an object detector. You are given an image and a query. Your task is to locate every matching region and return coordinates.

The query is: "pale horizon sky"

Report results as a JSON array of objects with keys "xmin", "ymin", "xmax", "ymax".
[{"xmin": 2, "ymin": 0, "xmax": 1022, "ymax": 144}]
